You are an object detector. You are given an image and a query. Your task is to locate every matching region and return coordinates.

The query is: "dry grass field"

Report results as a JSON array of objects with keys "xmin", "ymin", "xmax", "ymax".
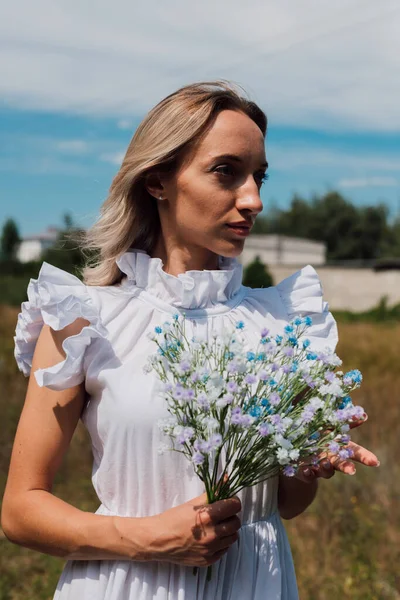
[{"xmin": 0, "ymin": 305, "xmax": 398, "ymax": 599}]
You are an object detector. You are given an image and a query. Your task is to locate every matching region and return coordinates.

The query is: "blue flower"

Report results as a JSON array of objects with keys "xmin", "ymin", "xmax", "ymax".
[
  {"xmin": 291, "ymin": 361, "xmax": 298, "ymax": 373},
  {"xmin": 339, "ymin": 395, "xmax": 352, "ymax": 409},
  {"xmin": 249, "ymin": 406, "xmax": 262, "ymax": 418},
  {"xmin": 344, "ymin": 369, "xmax": 363, "ymax": 384},
  {"xmin": 173, "ymin": 313, "xmax": 179, "ymax": 321},
  {"xmin": 275, "ymin": 334, "xmax": 283, "ymax": 344},
  {"xmin": 269, "ymin": 378, "xmax": 277, "ymax": 387},
  {"xmin": 303, "ymin": 316, "xmax": 313, "ymax": 326},
  {"xmin": 288, "ymin": 335, "xmax": 298, "ymax": 347},
  {"xmin": 256, "ymin": 352, "xmax": 266, "ymax": 361},
  {"xmin": 310, "ymin": 432, "xmax": 320, "ymax": 440},
  {"xmin": 302, "ymin": 339, "xmax": 311, "ymax": 349},
  {"xmin": 307, "ymin": 352, "xmax": 318, "ymax": 361},
  {"xmin": 284, "ymin": 325, "xmax": 294, "ymax": 334},
  {"xmin": 246, "ymin": 351, "xmax": 256, "ymax": 361},
  {"xmin": 293, "ymin": 317, "xmax": 303, "ymax": 326},
  {"xmin": 154, "ymin": 326, "xmax": 163, "ymax": 334},
  {"xmin": 236, "ymin": 321, "xmax": 245, "ymax": 330}
]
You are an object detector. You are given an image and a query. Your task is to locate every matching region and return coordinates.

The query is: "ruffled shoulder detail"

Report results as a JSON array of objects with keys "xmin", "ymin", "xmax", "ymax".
[
  {"xmin": 14, "ymin": 262, "xmax": 108, "ymax": 391},
  {"xmin": 275, "ymin": 264, "xmax": 338, "ymax": 352}
]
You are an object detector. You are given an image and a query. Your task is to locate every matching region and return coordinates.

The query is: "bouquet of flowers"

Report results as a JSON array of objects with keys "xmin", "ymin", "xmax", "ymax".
[{"xmin": 144, "ymin": 313, "xmax": 364, "ymax": 579}]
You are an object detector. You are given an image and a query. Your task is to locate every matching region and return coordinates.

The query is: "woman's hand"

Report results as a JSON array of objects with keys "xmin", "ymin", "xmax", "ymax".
[
  {"xmin": 141, "ymin": 492, "xmax": 242, "ymax": 568},
  {"xmin": 295, "ymin": 415, "xmax": 380, "ymax": 483}
]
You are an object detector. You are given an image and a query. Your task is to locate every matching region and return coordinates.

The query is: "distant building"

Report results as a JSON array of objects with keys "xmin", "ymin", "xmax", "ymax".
[
  {"xmin": 239, "ymin": 234, "xmax": 326, "ymax": 267},
  {"xmin": 16, "ymin": 226, "xmax": 60, "ymax": 262}
]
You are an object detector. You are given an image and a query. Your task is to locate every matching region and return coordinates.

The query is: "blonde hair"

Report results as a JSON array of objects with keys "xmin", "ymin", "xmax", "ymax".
[{"xmin": 80, "ymin": 80, "xmax": 267, "ymax": 286}]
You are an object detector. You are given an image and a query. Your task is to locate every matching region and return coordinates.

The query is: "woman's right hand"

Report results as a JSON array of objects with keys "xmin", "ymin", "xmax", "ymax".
[{"xmin": 142, "ymin": 492, "xmax": 242, "ymax": 568}]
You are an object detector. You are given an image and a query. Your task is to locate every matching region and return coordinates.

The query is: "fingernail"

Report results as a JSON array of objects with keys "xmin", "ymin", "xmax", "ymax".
[
  {"xmin": 374, "ymin": 461, "xmax": 380, "ymax": 467},
  {"xmin": 303, "ymin": 468, "xmax": 311, "ymax": 477}
]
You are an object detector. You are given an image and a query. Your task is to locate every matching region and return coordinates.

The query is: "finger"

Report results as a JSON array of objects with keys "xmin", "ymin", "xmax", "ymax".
[
  {"xmin": 347, "ymin": 441, "xmax": 380, "ymax": 466},
  {"xmin": 314, "ymin": 461, "xmax": 335, "ymax": 479},
  {"xmin": 213, "ymin": 516, "xmax": 241, "ymax": 538},
  {"xmin": 209, "ymin": 496, "xmax": 242, "ymax": 523},
  {"xmin": 212, "ymin": 532, "xmax": 239, "ymax": 553},
  {"xmin": 294, "ymin": 466, "xmax": 317, "ymax": 483},
  {"xmin": 330, "ymin": 455, "xmax": 356, "ymax": 475},
  {"xmin": 349, "ymin": 413, "xmax": 368, "ymax": 429}
]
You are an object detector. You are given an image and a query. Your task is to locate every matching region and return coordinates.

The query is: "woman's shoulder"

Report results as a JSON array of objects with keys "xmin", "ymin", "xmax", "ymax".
[
  {"xmin": 14, "ymin": 262, "xmax": 109, "ymax": 390},
  {"xmin": 243, "ymin": 264, "xmax": 338, "ymax": 351}
]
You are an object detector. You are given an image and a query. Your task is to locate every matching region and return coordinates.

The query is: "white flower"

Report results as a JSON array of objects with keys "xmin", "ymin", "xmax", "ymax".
[
  {"xmin": 309, "ymin": 397, "xmax": 324, "ymax": 410},
  {"xmin": 158, "ymin": 443, "xmax": 170, "ymax": 455},
  {"xmin": 276, "ymin": 448, "xmax": 290, "ymax": 465},
  {"xmin": 289, "ymin": 448, "xmax": 300, "ymax": 460},
  {"xmin": 274, "ymin": 434, "xmax": 293, "ymax": 450},
  {"xmin": 319, "ymin": 380, "xmax": 343, "ymax": 397}
]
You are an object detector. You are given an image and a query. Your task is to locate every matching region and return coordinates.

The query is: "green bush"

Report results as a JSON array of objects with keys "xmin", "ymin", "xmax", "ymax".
[{"xmin": 243, "ymin": 255, "xmax": 273, "ymax": 288}]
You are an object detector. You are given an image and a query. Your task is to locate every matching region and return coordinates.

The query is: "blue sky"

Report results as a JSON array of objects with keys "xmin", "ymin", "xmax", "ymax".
[{"xmin": 0, "ymin": 1, "xmax": 399, "ymax": 236}]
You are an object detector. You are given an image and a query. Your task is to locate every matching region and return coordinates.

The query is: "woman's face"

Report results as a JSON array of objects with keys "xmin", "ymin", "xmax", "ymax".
[{"xmin": 155, "ymin": 109, "xmax": 267, "ymax": 263}]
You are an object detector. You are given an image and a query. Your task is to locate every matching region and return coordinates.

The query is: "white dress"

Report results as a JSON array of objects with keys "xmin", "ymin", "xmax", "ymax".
[{"xmin": 14, "ymin": 248, "xmax": 338, "ymax": 600}]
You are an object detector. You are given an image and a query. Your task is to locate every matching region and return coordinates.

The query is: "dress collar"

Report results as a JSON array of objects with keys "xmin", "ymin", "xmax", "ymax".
[{"xmin": 116, "ymin": 248, "xmax": 243, "ymax": 310}]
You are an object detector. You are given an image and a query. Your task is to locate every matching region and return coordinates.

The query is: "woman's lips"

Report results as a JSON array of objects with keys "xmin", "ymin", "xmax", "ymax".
[{"xmin": 226, "ymin": 224, "xmax": 251, "ymax": 237}]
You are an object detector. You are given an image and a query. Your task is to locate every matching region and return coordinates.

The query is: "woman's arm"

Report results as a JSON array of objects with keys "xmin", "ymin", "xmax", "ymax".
[
  {"xmin": 1, "ymin": 321, "xmax": 152, "ymax": 561},
  {"xmin": 1, "ymin": 322, "xmax": 243, "ymax": 568}
]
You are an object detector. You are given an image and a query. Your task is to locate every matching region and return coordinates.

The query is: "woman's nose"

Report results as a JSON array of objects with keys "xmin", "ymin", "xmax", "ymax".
[{"xmin": 236, "ymin": 180, "xmax": 263, "ymax": 216}]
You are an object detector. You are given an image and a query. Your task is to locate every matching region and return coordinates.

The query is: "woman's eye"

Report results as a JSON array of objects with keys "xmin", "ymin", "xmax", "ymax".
[
  {"xmin": 215, "ymin": 165, "xmax": 235, "ymax": 177},
  {"xmin": 255, "ymin": 172, "xmax": 269, "ymax": 186}
]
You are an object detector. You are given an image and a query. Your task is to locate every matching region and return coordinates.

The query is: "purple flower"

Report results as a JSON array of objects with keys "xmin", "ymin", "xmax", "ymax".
[
  {"xmin": 227, "ymin": 381, "xmax": 238, "ymax": 393},
  {"xmin": 338, "ymin": 448, "xmax": 352, "ymax": 460},
  {"xmin": 259, "ymin": 423, "xmax": 273, "ymax": 437},
  {"xmin": 192, "ymin": 452, "xmax": 205, "ymax": 465},
  {"xmin": 210, "ymin": 433, "xmax": 223, "ymax": 449},
  {"xmin": 239, "ymin": 414, "xmax": 254, "ymax": 428},
  {"xmin": 244, "ymin": 374, "xmax": 257, "ymax": 385},
  {"xmin": 283, "ymin": 465, "xmax": 296, "ymax": 477},
  {"xmin": 183, "ymin": 388, "xmax": 195, "ymax": 401},
  {"xmin": 303, "ymin": 375, "xmax": 316, "ymax": 388},
  {"xmin": 300, "ymin": 407, "xmax": 315, "ymax": 424},
  {"xmin": 261, "ymin": 327, "xmax": 270, "ymax": 338},
  {"xmin": 271, "ymin": 363, "xmax": 279, "ymax": 372},
  {"xmin": 283, "ymin": 364, "xmax": 292, "ymax": 374},
  {"xmin": 172, "ymin": 385, "xmax": 184, "ymax": 400},
  {"xmin": 325, "ymin": 371, "xmax": 336, "ymax": 383},
  {"xmin": 328, "ymin": 441, "xmax": 340, "ymax": 454},
  {"xmin": 283, "ymin": 347, "xmax": 294, "ymax": 358},
  {"xmin": 196, "ymin": 392, "xmax": 210, "ymax": 411},
  {"xmin": 179, "ymin": 360, "xmax": 191, "ymax": 372},
  {"xmin": 258, "ymin": 370, "xmax": 269, "ymax": 381},
  {"xmin": 269, "ymin": 392, "xmax": 281, "ymax": 406},
  {"xmin": 231, "ymin": 412, "xmax": 242, "ymax": 425}
]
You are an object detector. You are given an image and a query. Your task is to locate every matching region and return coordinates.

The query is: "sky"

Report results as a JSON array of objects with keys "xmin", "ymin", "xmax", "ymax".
[{"xmin": 0, "ymin": 0, "xmax": 399, "ymax": 237}]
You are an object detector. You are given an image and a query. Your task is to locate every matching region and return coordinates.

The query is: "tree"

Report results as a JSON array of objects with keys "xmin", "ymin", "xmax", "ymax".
[
  {"xmin": 243, "ymin": 255, "xmax": 273, "ymax": 288},
  {"xmin": 1, "ymin": 218, "xmax": 21, "ymax": 260},
  {"xmin": 41, "ymin": 212, "xmax": 86, "ymax": 275},
  {"xmin": 261, "ymin": 191, "xmax": 398, "ymax": 262}
]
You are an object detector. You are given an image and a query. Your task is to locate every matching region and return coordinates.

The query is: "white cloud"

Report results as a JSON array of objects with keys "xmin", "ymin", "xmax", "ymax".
[
  {"xmin": 338, "ymin": 177, "xmax": 398, "ymax": 188},
  {"xmin": 117, "ymin": 119, "xmax": 134, "ymax": 130},
  {"xmin": 56, "ymin": 139, "xmax": 89, "ymax": 154},
  {"xmin": 100, "ymin": 151, "xmax": 125, "ymax": 165},
  {"xmin": 0, "ymin": 1, "xmax": 399, "ymax": 131}
]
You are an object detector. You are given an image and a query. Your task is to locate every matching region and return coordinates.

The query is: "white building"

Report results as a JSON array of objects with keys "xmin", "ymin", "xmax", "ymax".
[
  {"xmin": 16, "ymin": 226, "xmax": 60, "ymax": 262},
  {"xmin": 239, "ymin": 234, "xmax": 326, "ymax": 267}
]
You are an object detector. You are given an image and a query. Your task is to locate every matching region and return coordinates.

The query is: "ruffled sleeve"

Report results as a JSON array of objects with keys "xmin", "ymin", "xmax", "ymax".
[
  {"xmin": 14, "ymin": 262, "xmax": 108, "ymax": 391},
  {"xmin": 276, "ymin": 264, "xmax": 338, "ymax": 352}
]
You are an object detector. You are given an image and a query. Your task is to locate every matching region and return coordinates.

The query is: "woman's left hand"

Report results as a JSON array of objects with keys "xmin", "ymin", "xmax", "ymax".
[{"xmin": 294, "ymin": 415, "xmax": 380, "ymax": 483}]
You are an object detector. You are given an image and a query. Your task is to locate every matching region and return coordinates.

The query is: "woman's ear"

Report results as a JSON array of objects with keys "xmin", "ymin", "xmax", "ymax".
[{"xmin": 144, "ymin": 171, "xmax": 166, "ymax": 200}]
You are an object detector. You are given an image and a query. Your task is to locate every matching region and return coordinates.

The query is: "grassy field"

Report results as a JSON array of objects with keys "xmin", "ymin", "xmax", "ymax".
[{"xmin": 0, "ymin": 305, "xmax": 399, "ymax": 599}]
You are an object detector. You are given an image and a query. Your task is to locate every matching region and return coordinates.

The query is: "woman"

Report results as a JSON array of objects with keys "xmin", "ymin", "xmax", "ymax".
[{"xmin": 2, "ymin": 81, "xmax": 378, "ymax": 599}]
